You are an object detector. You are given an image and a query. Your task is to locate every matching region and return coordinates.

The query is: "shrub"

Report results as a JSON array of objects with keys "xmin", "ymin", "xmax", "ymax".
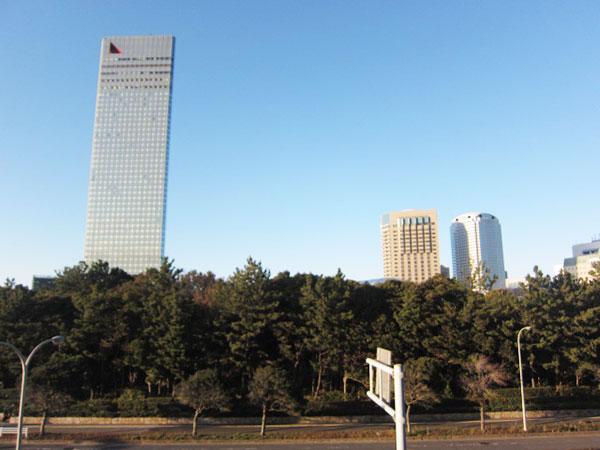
[
  {"xmin": 488, "ymin": 386, "xmax": 600, "ymax": 411},
  {"xmin": 117, "ymin": 389, "xmax": 147, "ymax": 416},
  {"xmin": 69, "ymin": 399, "xmax": 116, "ymax": 417}
]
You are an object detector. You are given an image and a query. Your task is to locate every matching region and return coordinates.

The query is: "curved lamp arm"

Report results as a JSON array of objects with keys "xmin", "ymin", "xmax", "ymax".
[
  {"xmin": 25, "ymin": 335, "xmax": 64, "ymax": 367},
  {"xmin": 0, "ymin": 341, "xmax": 26, "ymax": 367},
  {"xmin": 0, "ymin": 336, "xmax": 63, "ymax": 450},
  {"xmin": 517, "ymin": 326, "xmax": 532, "ymax": 341}
]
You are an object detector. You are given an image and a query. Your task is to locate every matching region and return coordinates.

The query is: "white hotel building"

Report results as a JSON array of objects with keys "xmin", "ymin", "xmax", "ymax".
[{"xmin": 450, "ymin": 212, "xmax": 507, "ymax": 289}]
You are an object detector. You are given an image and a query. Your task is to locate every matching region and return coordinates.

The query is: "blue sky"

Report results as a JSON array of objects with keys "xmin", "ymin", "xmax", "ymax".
[{"xmin": 1, "ymin": 0, "xmax": 599, "ymax": 285}]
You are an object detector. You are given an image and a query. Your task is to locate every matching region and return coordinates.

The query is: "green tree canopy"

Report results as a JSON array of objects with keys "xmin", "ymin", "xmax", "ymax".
[{"xmin": 176, "ymin": 369, "xmax": 228, "ymax": 436}]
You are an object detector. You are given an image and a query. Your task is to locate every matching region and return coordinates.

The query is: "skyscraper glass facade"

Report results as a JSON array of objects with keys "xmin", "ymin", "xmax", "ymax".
[{"xmin": 84, "ymin": 35, "xmax": 174, "ymax": 274}]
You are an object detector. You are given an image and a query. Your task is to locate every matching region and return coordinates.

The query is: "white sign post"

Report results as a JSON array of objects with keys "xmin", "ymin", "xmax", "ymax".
[
  {"xmin": 366, "ymin": 348, "xmax": 407, "ymax": 450},
  {"xmin": 376, "ymin": 347, "xmax": 392, "ymax": 403}
]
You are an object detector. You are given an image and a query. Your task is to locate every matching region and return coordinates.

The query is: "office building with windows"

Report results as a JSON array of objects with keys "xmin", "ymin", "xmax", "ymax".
[
  {"xmin": 563, "ymin": 239, "xmax": 600, "ymax": 280},
  {"xmin": 84, "ymin": 35, "xmax": 175, "ymax": 274},
  {"xmin": 450, "ymin": 212, "xmax": 506, "ymax": 289},
  {"xmin": 32, "ymin": 276, "xmax": 56, "ymax": 291},
  {"xmin": 380, "ymin": 209, "xmax": 440, "ymax": 282}
]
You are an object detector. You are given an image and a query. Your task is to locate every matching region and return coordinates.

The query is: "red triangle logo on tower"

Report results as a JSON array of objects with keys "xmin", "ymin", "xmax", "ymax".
[{"xmin": 109, "ymin": 43, "xmax": 122, "ymax": 54}]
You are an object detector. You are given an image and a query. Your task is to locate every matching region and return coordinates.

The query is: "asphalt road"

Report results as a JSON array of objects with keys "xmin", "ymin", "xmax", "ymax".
[{"xmin": 3, "ymin": 432, "xmax": 600, "ymax": 449}]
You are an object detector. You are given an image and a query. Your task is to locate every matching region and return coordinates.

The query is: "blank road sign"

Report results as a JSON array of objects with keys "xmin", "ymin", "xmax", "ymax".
[{"xmin": 375, "ymin": 347, "xmax": 392, "ymax": 403}]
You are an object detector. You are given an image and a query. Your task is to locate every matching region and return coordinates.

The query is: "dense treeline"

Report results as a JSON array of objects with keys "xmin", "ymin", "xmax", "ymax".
[{"xmin": 0, "ymin": 259, "xmax": 598, "ymax": 409}]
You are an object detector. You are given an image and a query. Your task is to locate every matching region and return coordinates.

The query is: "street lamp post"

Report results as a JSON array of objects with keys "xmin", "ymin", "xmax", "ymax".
[
  {"xmin": 517, "ymin": 326, "xmax": 531, "ymax": 432},
  {"xmin": 0, "ymin": 336, "xmax": 64, "ymax": 450}
]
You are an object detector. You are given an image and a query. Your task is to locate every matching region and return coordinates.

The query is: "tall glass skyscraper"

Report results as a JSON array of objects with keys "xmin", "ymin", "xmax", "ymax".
[
  {"xmin": 84, "ymin": 35, "xmax": 175, "ymax": 274},
  {"xmin": 450, "ymin": 212, "xmax": 506, "ymax": 289}
]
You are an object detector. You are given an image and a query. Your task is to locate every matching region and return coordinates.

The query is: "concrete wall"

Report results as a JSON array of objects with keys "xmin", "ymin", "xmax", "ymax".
[{"xmin": 9, "ymin": 409, "xmax": 600, "ymax": 426}]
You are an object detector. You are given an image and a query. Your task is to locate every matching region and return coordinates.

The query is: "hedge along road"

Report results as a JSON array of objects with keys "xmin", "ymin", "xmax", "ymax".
[{"xmin": 5, "ymin": 432, "xmax": 600, "ymax": 450}]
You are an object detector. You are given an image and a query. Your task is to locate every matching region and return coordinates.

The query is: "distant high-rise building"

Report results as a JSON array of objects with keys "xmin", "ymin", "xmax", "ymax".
[
  {"xmin": 450, "ymin": 212, "xmax": 506, "ymax": 289},
  {"xmin": 563, "ymin": 239, "xmax": 600, "ymax": 280},
  {"xmin": 32, "ymin": 276, "xmax": 55, "ymax": 291},
  {"xmin": 380, "ymin": 209, "xmax": 440, "ymax": 283},
  {"xmin": 440, "ymin": 265, "xmax": 450, "ymax": 278},
  {"xmin": 84, "ymin": 36, "xmax": 175, "ymax": 274}
]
